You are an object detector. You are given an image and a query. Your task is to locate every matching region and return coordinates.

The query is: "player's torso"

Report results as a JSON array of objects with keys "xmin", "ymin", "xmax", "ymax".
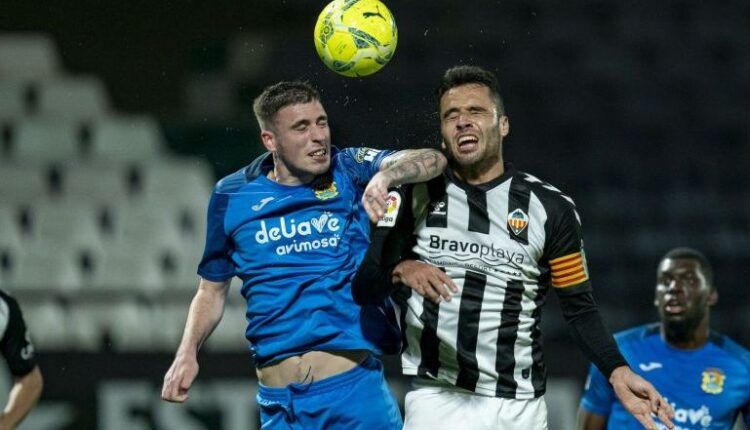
[
  {"xmin": 224, "ymin": 169, "xmax": 366, "ymax": 291},
  {"xmin": 610, "ymin": 332, "xmax": 750, "ymax": 429},
  {"xmin": 399, "ymin": 171, "xmax": 558, "ymax": 398}
]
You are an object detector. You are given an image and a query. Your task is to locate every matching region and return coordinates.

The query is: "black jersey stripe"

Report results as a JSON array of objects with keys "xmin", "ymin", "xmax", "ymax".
[
  {"xmin": 417, "ymin": 293, "xmax": 442, "ymax": 377},
  {"xmin": 425, "ymin": 177, "xmax": 448, "ymax": 228},
  {"xmin": 467, "ymin": 189, "xmax": 490, "ymax": 234},
  {"xmin": 507, "ymin": 176, "xmax": 531, "ymax": 244},
  {"xmin": 495, "ymin": 280, "xmax": 525, "ymax": 397},
  {"xmin": 530, "ymin": 285, "xmax": 547, "ymax": 396},
  {"xmin": 454, "ymin": 270, "xmax": 487, "ymax": 391}
]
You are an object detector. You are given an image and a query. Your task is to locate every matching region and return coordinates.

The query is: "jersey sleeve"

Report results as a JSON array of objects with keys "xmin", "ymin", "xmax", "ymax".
[
  {"xmin": 545, "ymin": 200, "xmax": 591, "ymax": 293},
  {"xmin": 580, "ymin": 363, "xmax": 616, "ymax": 417},
  {"xmin": 338, "ymin": 147, "xmax": 397, "ymax": 186},
  {"xmin": 0, "ymin": 294, "xmax": 38, "ymax": 377},
  {"xmin": 197, "ymin": 188, "xmax": 235, "ymax": 282},
  {"xmin": 352, "ymin": 186, "xmax": 416, "ymax": 304}
]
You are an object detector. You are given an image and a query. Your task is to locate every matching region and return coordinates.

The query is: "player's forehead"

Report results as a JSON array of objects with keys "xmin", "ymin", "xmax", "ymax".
[
  {"xmin": 657, "ymin": 257, "xmax": 703, "ymax": 277},
  {"xmin": 440, "ymin": 83, "xmax": 494, "ymax": 112},
  {"xmin": 274, "ymin": 100, "xmax": 327, "ymax": 125}
]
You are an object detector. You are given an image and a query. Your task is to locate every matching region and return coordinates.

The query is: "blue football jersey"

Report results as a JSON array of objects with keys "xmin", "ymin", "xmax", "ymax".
[
  {"xmin": 581, "ymin": 323, "xmax": 750, "ymax": 429},
  {"xmin": 198, "ymin": 147, "xmax": 400, "ymax": 366}
]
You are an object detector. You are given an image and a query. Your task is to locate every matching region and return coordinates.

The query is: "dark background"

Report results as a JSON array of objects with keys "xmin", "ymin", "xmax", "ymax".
[{"xmin": 2, "ymin": 0, "xmax": 749, "ymax": 428}]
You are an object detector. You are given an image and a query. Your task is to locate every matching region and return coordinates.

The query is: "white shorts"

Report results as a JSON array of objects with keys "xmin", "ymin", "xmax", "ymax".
[{"xmin": 403, "ymin": 381, "xmax": 548, "ymax": 430}]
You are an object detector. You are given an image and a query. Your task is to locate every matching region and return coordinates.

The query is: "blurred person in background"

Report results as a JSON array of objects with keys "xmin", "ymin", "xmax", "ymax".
[
  {"xmin": 0, "ymin": 290, "xmax": 43, "ymax": 430},
  {"xmin": 161, "ymin": 81, "xmax": 447, "ymax": 429},
  {"xmin": 578, "ymin": 247, "xmax": 750, "ymax": 430},
  {"xmin": 353, "ymin": 65, "xmax": 674, "ymax": 430}
]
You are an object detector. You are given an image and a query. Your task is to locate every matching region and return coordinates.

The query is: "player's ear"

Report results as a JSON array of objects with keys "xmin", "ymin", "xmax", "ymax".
[
  {"xmin": 260, "ymin": 130, "xmax": 276, "ymax": 152},
  {"xmin": 499, "ymin": 115, "xmax": 510, "ymax": 138},
  {"xmin": 707, "ymin": 288, "xmax": 718, "ymax": 306}
]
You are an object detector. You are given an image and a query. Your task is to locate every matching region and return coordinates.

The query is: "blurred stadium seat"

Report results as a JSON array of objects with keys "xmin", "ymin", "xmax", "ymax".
[
  {"xmin": 0, "ymin": 33, "xmax": 60, "ymax": 80},
  {"xmin": 89, "ymin": 115, "xmax": 164, "ymax": 162},
  {"xmin": 36, "ymin": 77, "xmax": 110, "ymax": 121},
  {"xmin": 13, "ymin": 118, "xmax": 82, "ymax": 163}
]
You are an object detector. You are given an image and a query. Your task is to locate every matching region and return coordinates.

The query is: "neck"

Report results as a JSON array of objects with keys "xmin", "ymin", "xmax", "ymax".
[
  {"xmin": 268, "ymin": 162, "xmax": 314, "ymax": 186},
  {"xmin": 661, "ymin": 316, "xmax": 710, "ymax": 350},
  {"xmin": 452, "ymin": 156, "xmax": 505, "ymax": 185}
]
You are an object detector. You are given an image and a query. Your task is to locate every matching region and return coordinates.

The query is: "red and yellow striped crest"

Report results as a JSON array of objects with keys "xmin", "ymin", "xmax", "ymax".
[{"xmin": 549, "ymin": 251, "xmax": 589, "ymax": 288}]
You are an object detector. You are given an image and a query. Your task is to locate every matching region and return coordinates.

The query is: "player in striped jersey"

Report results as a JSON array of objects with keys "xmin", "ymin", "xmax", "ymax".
[{"xmin": 353, "ymin": 65, "xmax": 674, "ymax": 429}]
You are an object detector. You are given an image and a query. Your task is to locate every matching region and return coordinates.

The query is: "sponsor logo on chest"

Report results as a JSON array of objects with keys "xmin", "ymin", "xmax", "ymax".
[{"xmin": 254, "ymin": 212, "xmax": 342, "ymax": 256}]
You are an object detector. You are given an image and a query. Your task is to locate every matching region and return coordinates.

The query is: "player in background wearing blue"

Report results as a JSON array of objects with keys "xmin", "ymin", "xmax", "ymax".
[
  {"xmin": 161, "ymin": 81, "xmax": 447, "ymax": 430},
  {"xmin": 579, "ymin": 247, "xmax": 750, "ymax": 430}
]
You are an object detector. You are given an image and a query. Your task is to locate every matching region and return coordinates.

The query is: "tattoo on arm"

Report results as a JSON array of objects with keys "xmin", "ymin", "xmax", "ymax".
[{"xmin": 381, "ymin": 149, "xmax": 447, "ymax": 185}]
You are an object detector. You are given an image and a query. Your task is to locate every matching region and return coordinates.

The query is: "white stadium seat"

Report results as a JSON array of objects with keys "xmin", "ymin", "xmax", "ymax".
[
  {"xmin": 62, "ymin": 162, "xmax": 130, "ymax": 205},
  {"xmin": 26, "ymin": 200, "xmax": 106, "ymax": 254},
  {"xmin": 0, "ymin": 80, "xmax": 30, "ymax": 121},
  {"xmin": 0, "ymin": 33, "xmax": 60, "ymax": 80},
  {"xmin": 8, "ymin": 244, "xmax": 83, "ymax": 292},
  {"xmin": 36, "ymin": 77, "xmax": 109, "ymax": 121},
  {"xmin": 87, "ymin": 245, "xmax": 165, "ymax": 293},
  {"xmin": 90, "ymin": 115, "xmax": 164, "ymax": 162},
  {"xmin": 13, "ymin": 118, "xmax": 81, "ymax": 163},
  {"xmin": 0, "ymin": 164, "xmax": 49, "ymax": 205},
  {"xmin": 22, "ymin": 301, "xmax": 71, "ymax": 350}
]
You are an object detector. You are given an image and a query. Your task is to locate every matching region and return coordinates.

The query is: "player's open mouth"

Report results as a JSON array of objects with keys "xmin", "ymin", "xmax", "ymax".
[
  {"xmin": 309, "ymin": 148, "xmax": 328, "ymax": 159},
  {"xmin": 456, "ymin": 134, "xmax": 479, "ymax": 152},
  {"xmin": 664, "ymin": 300, "xmax": 685, "ymax": 314}
]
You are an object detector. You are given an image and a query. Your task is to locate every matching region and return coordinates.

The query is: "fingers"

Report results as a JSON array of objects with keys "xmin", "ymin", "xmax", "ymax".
[
  {"xmin": 632, "ymin": 409, "xmax": 657, "ymax": 430},
  {"xmin": 162, "ymin": 364, "xmax": 196, "ymax": 403},
  {"xmin": 652, "ymin": 393, "xmax": 675, "ymax": 429},
  {"xmin": 363, "ymin": 193, "xmax": 388, "ymax": 223},
  {"xmin": 436, "ymin": 270, "xmax": 458, "ymax": 293}
]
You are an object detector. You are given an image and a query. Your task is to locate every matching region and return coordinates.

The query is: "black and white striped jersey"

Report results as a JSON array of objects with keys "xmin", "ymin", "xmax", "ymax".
[
  {"xmin": 0, "ymin": 290, "xmax": 37, "ymax": 377},
  {"xmin": 380, "ymin": 164, "xmax": 592, "ymax": 400}
]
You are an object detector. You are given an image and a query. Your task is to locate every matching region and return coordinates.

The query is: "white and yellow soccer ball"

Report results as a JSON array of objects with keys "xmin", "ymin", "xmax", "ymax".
[{"xmin": 314, "ymin": 0, "xmax": 397, "ymax": 77}]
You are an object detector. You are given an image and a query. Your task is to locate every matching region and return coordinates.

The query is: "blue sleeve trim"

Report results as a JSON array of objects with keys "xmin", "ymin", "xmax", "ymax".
[
  {"xmin": 197, "ymin": 186, "xmax": 235, "ymax": 281},
  {"xmin": 337, "ymin": 147, "xmax": 397, "ymax": 185}
]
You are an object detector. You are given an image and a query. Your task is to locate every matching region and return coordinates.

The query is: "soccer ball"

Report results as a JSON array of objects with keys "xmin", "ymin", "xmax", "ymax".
[{"xmin": 314, "ymin": 0, "xmax": 398, "ymax": 77}]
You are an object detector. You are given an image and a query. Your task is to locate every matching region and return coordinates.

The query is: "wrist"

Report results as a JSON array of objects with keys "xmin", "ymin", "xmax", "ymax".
[{"xmin": 608, "ymin": 365, "xmax": 630, "ymax": 384}]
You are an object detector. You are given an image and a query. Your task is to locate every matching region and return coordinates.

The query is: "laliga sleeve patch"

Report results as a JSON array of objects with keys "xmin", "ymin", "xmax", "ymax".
[{"xmin": 377, "ymin": 191, "xmax": 401, "ymax": 227}]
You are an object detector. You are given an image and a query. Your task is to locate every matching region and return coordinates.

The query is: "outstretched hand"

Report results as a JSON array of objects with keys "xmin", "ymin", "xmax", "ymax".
[{"xmin": 609, "ymin": 366, "xmax": 675, "ymax": 429}]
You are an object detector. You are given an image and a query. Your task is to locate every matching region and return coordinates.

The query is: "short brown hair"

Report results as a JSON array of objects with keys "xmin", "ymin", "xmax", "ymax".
[{"xmin": 252, "ymin": 81, "xmax": 322, "ymax": 129}]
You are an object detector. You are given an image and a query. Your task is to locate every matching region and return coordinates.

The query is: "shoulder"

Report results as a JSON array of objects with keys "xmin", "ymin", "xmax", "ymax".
[
  {"xmin": 214, "ymin": 153, "xmax": 272, "ymax": 194},
  {"xmin": 515, "ymin": 170, "xmax": 578, "ymax": 212},
  {"xmin": 711, "ymin": 332, "xmax": 750, "ymax": 371},
  {"xmin": 614, "ymin": 323, "xmax": 661, "ymax": 346}
]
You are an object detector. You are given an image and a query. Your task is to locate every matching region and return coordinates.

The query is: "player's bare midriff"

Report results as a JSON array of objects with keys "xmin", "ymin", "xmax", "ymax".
[{"xmin": 256, "ymin": 350, "xmax": 369, "ymax": 387}]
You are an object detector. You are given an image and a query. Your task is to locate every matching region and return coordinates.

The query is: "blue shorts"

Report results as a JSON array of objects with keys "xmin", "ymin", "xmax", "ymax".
[{"xmin": 256, "ymin": 355, "xmax": 403, "ymax": 430}]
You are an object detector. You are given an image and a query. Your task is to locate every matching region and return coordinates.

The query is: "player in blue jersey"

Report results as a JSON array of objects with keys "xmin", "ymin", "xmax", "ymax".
[
  {"xmin": 161, "ymin": 81, "xmax": 447, "ymax": 430},
  {"xmin": 579, "ymin": 247, "xmax": 750, "ymax": 430}
]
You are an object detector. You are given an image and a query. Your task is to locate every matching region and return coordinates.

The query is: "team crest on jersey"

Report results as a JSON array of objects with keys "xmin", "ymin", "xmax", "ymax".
[
  {"xmin": 507, "ymin": 208, "xmax": 529, "ymax": 235},
  {"xmin": 701, "ymin": 368, "xmax": 725, "ymax": 394},
  {"xmin": 377, "ymin": 191, "xmax": 401, "ymax": 227},
  {"xmin": 355, "ymin": 148, "xmax": 381, "ymax": 163},
  {"xmin": 313, "ymin": 179, "xmax": 339, "ymax": 200}
]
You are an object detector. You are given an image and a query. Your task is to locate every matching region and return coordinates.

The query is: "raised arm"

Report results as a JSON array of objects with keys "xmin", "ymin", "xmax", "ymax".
[
  {"xmin": 0, "ymin": 366, "xmax": 43, "ymax": 430},
  {"xmin": 362, "ymin": 149, "xmax": 446, "ymax": 222},
  {"xmin": 162, "ymin": 278, "xmax": 230, "ymax": 403}
]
